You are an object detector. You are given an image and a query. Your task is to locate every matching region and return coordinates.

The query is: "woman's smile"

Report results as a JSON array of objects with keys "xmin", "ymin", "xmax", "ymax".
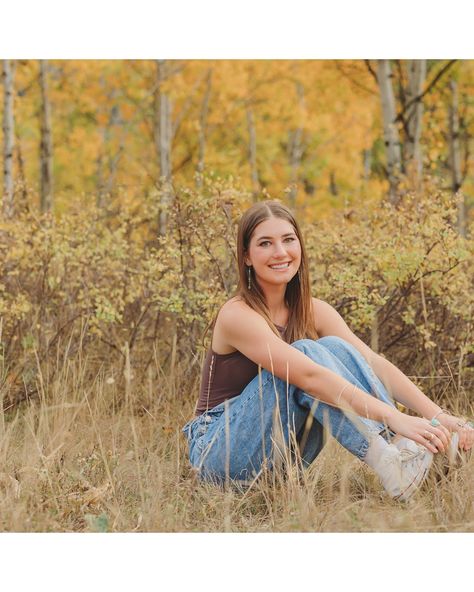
[{"xmin": 269, "ymin": 261, "xmax": 291, "ymax": 271}]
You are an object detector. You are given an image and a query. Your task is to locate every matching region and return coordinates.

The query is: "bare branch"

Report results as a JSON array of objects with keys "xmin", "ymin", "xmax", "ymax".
[
  {"xmin": 334, "ymin": 61, "xmax": 378, "ymax": 95},
  {"xmin": 364, "ymin": 60, "xmax": 378, "ymax": 83},
  {"xmin": 395, "ymin": 59, "xmax": 457, "ymax": 123}
]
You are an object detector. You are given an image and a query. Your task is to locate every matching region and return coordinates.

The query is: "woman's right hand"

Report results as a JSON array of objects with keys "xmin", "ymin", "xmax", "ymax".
[
  {"xmin": 387, "ymin": 409, "xmax": 451, "ymax": 454},
  {"xmin": 436, "ymin": 413, "xmax": 474, "ymax": 451}
]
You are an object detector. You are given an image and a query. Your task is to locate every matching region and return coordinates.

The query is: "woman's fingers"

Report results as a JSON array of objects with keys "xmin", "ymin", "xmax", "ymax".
[
  {"xmin": 432, "ymin": 427, "xmax": 449, "ymax": 449},
  {"xmin": 440, "ymin": 424, "xmax": 451, "ymax": 440},
  {"xmin": 423, "ymin": 430, "xmax": 446, "ymax": 453},
  {"xmin": 414, "ymin": 432, "xmax": 438, "ymax": 454},
  {"xmin": 464, "ymin": 424, "xmax": 474, "ymax": 449},
  {"xmin": 459, "ymin": 426, "xmax": 474, "ymax": 450},
  {"xmin": 420, "ymin": 423, "xmax": 449, "ymax": 452},
  {"xmin": 467, "ymin": 428, "xmax": 474, "ymax": 450}
]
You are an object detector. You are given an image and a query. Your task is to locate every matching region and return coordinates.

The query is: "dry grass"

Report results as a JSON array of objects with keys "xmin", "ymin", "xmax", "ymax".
[{"xmin": 0, "ymin": 345, "xmax": 473, "ymax": 533}]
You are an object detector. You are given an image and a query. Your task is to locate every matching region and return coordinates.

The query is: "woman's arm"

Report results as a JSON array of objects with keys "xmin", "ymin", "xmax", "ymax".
[
  {"xmin": 313, "ymin": 298, "xmax": 474, "ymax": 450},
  {"xmin": 369, "ymin": 355, "xmax": 439, "ymax": 418},
  {"xmin": 313, "ymin": 298, "xmax": 439, "ymax": 415},
  {"xmin": 218, "ymin": 300, "xmax": 449, "ymax": 453}
]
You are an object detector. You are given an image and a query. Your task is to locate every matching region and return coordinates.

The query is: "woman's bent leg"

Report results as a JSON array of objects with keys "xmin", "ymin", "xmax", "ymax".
[
  {"xmin": 291, "ymin": 338, "xmax": 396, "ymax": 458},
  {"xmin": 190, "ymin": 369, "xmax": 319, "ymax": 484},
  {"xmin": 188, "ymin": 337, "xmax": 391, "ymax": 483}
]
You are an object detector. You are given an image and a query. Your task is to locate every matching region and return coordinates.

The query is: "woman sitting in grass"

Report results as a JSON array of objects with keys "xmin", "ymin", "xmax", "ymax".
[{"xmin": 183, "ymin": 200, "xmax": 473, "ymax": 501}]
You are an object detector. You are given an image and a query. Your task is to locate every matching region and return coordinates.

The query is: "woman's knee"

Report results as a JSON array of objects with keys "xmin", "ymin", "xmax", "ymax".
[
  {"xmin": 291, "ymin": 336, "xmax": 358, "ymax": 370},
  {"xmin": 317, "ymin": 335, "xmax": 350, "ymax": 350},
  {"xmin": 291, "ymin": 336, "xmax": 350, "ymax": 353},
  {"xmin": 291, "ymin": 338, "xmax": 318, "ymax": 353}
]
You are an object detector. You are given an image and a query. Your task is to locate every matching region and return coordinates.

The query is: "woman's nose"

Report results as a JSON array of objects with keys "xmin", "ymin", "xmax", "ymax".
[{"xmin": 273, "ymin": 242, "xmax": 287, "ymax": 257}]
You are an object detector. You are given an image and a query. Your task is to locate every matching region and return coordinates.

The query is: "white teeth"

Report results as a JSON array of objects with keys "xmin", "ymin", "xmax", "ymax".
[{"xmin": 270, "ymin": 262, "xmax": 290, "ymax": 269}]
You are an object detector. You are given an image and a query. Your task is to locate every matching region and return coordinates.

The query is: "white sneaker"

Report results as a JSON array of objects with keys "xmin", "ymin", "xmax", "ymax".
[
  {"xmin": 377, "ymin": 443, "xmax": 433, "ymax": 502},
  {"xmin": 393, "ymin": 436, "xmax": 422, "ymax": 455}
]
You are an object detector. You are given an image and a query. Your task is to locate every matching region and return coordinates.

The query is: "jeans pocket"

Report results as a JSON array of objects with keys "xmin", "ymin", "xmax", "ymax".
[
  {"xmin": 189, "ymin": 406, "xmax": 226, "ymax": 459},
  {"xmin": 182, "ymin": 418, "xmax": 197, "ymax": 439}
]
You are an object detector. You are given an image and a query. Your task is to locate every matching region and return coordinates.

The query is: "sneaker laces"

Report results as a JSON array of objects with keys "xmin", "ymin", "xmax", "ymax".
[
  {"xmin": 379, "ymin": 444, "xmax": 431, "ymax": 501},
  {"xmin": 399, "ymin": 446, "xmax": 425, "ymax": 464}
]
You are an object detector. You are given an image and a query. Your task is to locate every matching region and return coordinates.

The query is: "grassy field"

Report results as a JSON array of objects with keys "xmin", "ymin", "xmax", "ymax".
[{"xmin": 1, "ymin": 344, "xmax": 472, "ymax": 533}]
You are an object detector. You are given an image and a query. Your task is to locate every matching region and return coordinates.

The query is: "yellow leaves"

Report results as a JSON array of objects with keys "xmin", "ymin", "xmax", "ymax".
[
  {"xmin": 0, "ymin": 180, "xmax": 471, "ymax": 393},
  {"xmin": 306, "ymin": 189, "xmax": 474, "ymax": 365},
  {"xmin": 401, "ymin": 306, "xmax": 416, "ymax": 326},
  {"xmin": 7, "ymin": 59, "xmax": 474, "ymax": 218}
]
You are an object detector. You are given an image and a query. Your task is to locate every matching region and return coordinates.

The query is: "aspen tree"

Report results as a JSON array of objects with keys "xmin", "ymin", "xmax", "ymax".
[
  {"xmin": 404, "ymin": 60, "xmax": 426, "ymax": 187},
  {"xmin": 196, "ymin": 69, "xmax": 212, "ymax": 189},
  {"xmin": 246, "ymin": 105, "xmax": 260, "ymax": 200},
  {"xmin": 15, "ymin": 128, "xmax": 28, "ymax": 209},
  {"xmin": 39, "ymin": 60, "xmax": 53, "ymax": 213},
  {"xmin": 376, "ymin": 60, "xmax": 402, "ymax": 204},
  {"xmin": 97, "ymin": 99, "xmax": 124, "ymax": 208},
  {"xmin": 363, "ymin": 148, "xmax": 371, "ymax": 184},
  {"xmin": 448, "ymin": 79, "xmax": 466, "ymax": 237},
  {"xmin": 2, "ymin": 60, "xmax": 15, "ymax": 218},
  {"xmin": 287, "ymin": 81, "xmax": 305, "ymax": 208},
  {"xmin": 154, "ymin": 60, "xmax": 173, "ymax": 235},
  {"xmin": 329, "ymin": 171, "xmax": 338, "ymax": 196}
]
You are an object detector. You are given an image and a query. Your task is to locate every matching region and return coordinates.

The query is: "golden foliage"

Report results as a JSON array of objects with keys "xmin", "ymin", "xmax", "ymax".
[{"xmin": 0, "ymin": 180, "xmax": 472, "ymax": 411}]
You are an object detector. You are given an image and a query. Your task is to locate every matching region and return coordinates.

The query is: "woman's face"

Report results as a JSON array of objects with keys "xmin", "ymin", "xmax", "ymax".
[{"xmin": 244, "ymin": 216, "xmax": 301, "ymax": 288}]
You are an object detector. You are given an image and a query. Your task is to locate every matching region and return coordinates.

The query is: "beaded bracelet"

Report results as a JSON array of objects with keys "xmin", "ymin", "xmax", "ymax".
[{"xmin": 431, "ymin": 408, "xmax": 450, "ymax": 422}]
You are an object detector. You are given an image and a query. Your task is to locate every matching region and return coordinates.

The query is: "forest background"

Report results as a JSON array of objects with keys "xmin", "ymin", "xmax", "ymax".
[{"xmin": 0, "ymin": 58, "xmax": 473, "ymax": 532}]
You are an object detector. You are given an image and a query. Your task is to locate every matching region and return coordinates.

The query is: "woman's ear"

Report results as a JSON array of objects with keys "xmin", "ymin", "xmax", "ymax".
[{"xmin": 244, "ymin": 252, "xmax": 251, "ymax": 267}]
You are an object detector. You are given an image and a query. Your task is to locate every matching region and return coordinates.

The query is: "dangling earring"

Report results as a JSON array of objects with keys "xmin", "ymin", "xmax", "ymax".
[{"xmin": 247, "ymin": 266, "xmax": 252, "ymax": 290}]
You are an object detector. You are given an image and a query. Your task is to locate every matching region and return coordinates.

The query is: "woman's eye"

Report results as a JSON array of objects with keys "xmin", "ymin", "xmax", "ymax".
[{"xmin": 259, "ymin": 237, "xmax": 295, "ymax": 247}]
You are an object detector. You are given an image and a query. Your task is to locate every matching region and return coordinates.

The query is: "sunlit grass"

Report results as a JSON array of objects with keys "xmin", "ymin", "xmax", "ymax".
[{"xmin": 0, "ymin": 345, "xmax": 472, "ymax": 532}]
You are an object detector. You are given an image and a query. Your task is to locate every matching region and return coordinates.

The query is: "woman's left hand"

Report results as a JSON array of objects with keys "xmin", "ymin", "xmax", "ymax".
[{"xmin": 437, "ymin": 413, "xmax": 474, "ymax": 451}]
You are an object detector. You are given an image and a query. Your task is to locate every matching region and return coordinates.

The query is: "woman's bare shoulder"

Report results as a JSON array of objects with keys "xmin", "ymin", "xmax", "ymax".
[
  {"xmin": 218, "ymin": 296, "xmax": 258, "ymax": 324},
  {"xmin": 311, "ymin": 297, "xmax": 333, "ymax": 335},
  {"xmin": 212, "ymin": 297, "xmax": 260, "ymax": 354}
]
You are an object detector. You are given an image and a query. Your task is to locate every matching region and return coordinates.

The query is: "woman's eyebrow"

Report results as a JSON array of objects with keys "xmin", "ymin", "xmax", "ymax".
[{"xmin": 256, "ymin": 232, "xmax": 295, "ymax": 241}]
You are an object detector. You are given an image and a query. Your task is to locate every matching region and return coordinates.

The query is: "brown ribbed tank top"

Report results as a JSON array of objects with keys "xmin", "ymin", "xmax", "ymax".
[{"xmin": 195, "ymin": 325, "xmax": 286, "ymax": 415}]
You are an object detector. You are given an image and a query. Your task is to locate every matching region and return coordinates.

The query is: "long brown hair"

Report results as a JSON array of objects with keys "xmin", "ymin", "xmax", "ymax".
[
  {"xmin": 202, "ymin": 200, "xmax": 319, "ymax": 345},
  {"xmin": 236, "ymin": 200, "xmax": 318, "ymax": 343}
]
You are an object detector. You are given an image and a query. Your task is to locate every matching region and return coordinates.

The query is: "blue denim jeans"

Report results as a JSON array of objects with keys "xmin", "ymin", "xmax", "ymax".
[{"xmin": 182, "ymin": 336, "xmax": 396, "ymax": 484}]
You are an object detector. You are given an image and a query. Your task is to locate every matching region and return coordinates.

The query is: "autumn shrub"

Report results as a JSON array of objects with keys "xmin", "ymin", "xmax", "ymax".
[
  {"xmin": 307, "ymin": 192, "xmax": 474, "ymax": 404},
  {"xmin": 0, "ymin": 180, "xmax": 472, "ymax": 411}
]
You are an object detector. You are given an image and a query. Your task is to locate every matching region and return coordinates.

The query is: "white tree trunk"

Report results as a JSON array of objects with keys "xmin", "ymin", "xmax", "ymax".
[
  {"xmin": 376, "ymin": 60, "xmax": 402, "ymax": 204},
  {"xmin": 196, "ymin": 69, "xmax": 212, "ymax": 189},
  {"xmin": 96, "ymin": 100, "xmax": 124, "ymax": 208},
  {"xmin": 448, "ymin": 79, "xmax": 465, "ymax": 236},
  {"xmin": 287, "ymin": 81, "xmax": 305, "ymax": 208},
  {"xmin": 2, "ymin": 60, "xmax": 15, "ymax": 218},
  {"xmin": 405, "ymin": 59, "xmax": 426, "ymax": 186},
  {"xmin": 329, "ymin": 171, "xmax": 338, "ymax": 196},
  {"xmin": 39, "ymin": 60, "xmax": 53, "ymax": 213},
  {"xmin": 155, "ymin": 60, "xmax": 173, "ymax": 235},
  {"xmin": 15, "ymin": 128, "xmax": 28, "ymax": 209},
  {"xmin": 246, "ymin": 106, "xmax": 260, "ymax": 200}
]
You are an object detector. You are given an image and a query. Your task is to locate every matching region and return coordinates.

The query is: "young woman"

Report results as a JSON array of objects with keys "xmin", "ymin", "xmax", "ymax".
[{"xmin": 182, "ymin": 200, "xmax": 474, "ymax": 501}]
